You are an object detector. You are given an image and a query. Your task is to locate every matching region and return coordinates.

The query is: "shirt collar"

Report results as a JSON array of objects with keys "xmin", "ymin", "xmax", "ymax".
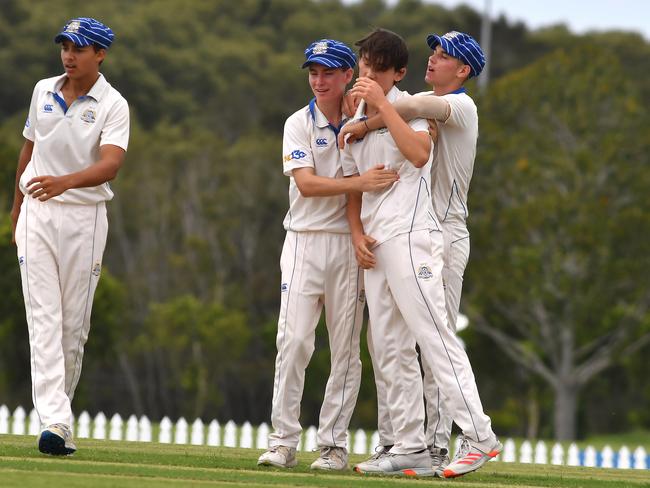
[
  {"xmin": 46, "ymin": 72, "xmax": 109, "ymax": 102},
  {"xmin": 309, "ymin": 97, "xmax": 347, "ymax": 135}
]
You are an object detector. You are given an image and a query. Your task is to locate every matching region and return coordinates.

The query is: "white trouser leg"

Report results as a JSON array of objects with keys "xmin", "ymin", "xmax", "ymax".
[
  {"xmin": 365, "ymin": 260, "xmax": 425, "ymax": 454},
  {"xmin": 60, "ymin": 203, "xmax": 108, "ymax": 404},
  {"xmin": 424, "ymin": 229, "xmax": 470, "ymax": 448},
  {"xmin": 16, "ymin": 198, "xmax": 107, "ymax": 428},
  {"xmin": 380, "ymin": 230, "xmax": 494, "ymax": 446},
  {"xmin": 317, "ymin": 234, "xmax": 364, "ymax": 448},
  {"xmin": 270, "ymin": 231, "xmax": 323, "ymax": 448}
]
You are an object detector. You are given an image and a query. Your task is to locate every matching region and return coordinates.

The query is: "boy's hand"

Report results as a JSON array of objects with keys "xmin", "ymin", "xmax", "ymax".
[
  {"xmin": 27, "ymin": 175, "xmax": 70, "ymax": 201},
  {"xmin": 353, "ymin": 233, "xmax": 377, "ymax": 269},
  {"xmin": 350, "ymin": 77, "xmax": 388, "ymax": 110},
  {"xmin": 338, "ymin": 120, "xmax": 368, "ymax": 148},
  {"xmin": 357, "ymin": 164, "xmax": 399, "ymax": 192},
  {"xmin": 342, "ymin": 91, "xmax": 360, "ymax": 118}
]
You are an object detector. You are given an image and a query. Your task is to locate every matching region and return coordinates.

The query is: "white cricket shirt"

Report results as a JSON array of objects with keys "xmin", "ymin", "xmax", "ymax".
[
  {"xmin": 341, "ymin": 86, "xmax": 439, "ymax": 247},
  {"xmin": 21, "ymin": 73, "xmax": 129, "ymax": 204},
  {"xmin": 282, "ymin": 99, "xmax": 349, "ymax": 233},
  {"xmin": 426, "ymin": 89, "xmax": 478, "ymax": 237}
]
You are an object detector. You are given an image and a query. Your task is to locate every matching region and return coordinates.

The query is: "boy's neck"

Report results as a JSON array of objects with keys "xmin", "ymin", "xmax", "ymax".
[
  {"xmin": 63, "ymin": 72, "xmax": 100, "ymax": 97},
  {"xmin": 316, "ymin": 98, "xmax": 343, "ymax": 127},
  {"xmin": 432, "ymin": 81, "xmax": 463, "ymax": 97}
]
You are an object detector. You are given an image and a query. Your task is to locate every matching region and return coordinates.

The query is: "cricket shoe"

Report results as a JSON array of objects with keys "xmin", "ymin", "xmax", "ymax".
[
  {"xmin": 443, "ymin": 436, "xmax": 503, "ymax": 478},
  {"xmin": 355, "ymin": 449, "xmax": 434, "ymax": 477},
  {"xmin": 257, "ymin": 445, "xmax": 297, "ymax": 468},
  {"xmin": 38, "ymin": 424, "xmax": 77, "ymax": 456},
  {"xmin": 429, "ymin": 446, "xmax": 450, "ymax": 477},
  {"xmin": 310, "ymin": 446, "xmax": 348, "ymax": 470},
  {"xmin": 352, "ymin": 445, "xmax": 391, "ymax": 473}
]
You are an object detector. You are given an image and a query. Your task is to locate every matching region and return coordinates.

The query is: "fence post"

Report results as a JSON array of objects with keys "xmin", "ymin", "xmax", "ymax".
[
  {"xmin": 191, "ymin": 418, "xmax": 205, "ymax": 446},
  {"xmin": 109, "ymin": 413, "xmax": 123, "ymax": 441},
  {"xmin": 11, "ymin": 406, "xmax": 26, "ymax": 435},
  {"xmin": 174, "ymin": 417, "xmax": 188, "ymax": 444},
  {"xmin": 28, "ymin": 408, "xmax": 40, "ymax": 435},
  {"xmin": 93, "ymin": 412, "xmax": 107, "ymax": 440},
  {"xmin": 256, "ymin": 422, "xmax": 269, "ymax": 449},
  {"xmin": 126, "ymin": 415, "xmax": 139, "ymax": 441},
  {"xmin": 159, "ymin": 416, "xmax": 172, "ymax": 443},
  {"xmin": 207, "ymin": 419, "xmax": 220, "ymax": 446},
  {"xmin": 240, "ymin": 421, "xmax": 253, "ymax": 448},
  {"xmin": 139, "ymin": 416, "xmax": 152, "ymax": 442}
]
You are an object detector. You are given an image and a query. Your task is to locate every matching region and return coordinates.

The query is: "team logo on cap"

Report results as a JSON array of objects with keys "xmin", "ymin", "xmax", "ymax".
[
  {"xmin": 80, "ymin": 108, "xmax": 96, "ymax": 123},
  {"xmin": 65, "ymin": 20, "xmax": 81, "ymax": 33},
  {"xmin": 443, "ymin": 31, "xmax": 460, "ymax": 40},
  {"xmin": 417, "ymin": 264, "xmax": 433, "ymax": 280},
  {"xmin": 312, "ymin": 41, "xmax": 329, "ymax": 54}
]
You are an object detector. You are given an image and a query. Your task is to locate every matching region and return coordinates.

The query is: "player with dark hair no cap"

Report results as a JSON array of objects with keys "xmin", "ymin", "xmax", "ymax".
[
  {"xmin": 257, "ymin": 39, "xmax": 398, "ymax": 471},
  {"xmin": 10, "ymin": 17, "xmax": 129, "ymax": 456},
  {"xmin": 341, "ymin": 28, "xmax": 502, "ymax": 478}
]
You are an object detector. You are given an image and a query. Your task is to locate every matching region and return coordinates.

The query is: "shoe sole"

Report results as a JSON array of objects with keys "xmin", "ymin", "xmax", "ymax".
[
  {"xmin": 257, "ymin": 460, "xmax": 297, "ymax": 468},
  {"xmin": 443, "ymin": 447, "xmax": 502, "ymax": 478},
  {"xmin": 354, "ymin": 466, "xmax": 434, "ymax": 477},
  {"xmin": 38, "ymin": 431, "xmax": 75, "ymax": 456},
  {"xmin": 310, "ymin": 464, "xmax": 348, "ymax": 471}
]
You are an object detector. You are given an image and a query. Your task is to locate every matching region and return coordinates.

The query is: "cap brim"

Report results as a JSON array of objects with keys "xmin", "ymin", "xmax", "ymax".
[
  {"xmin": 426, "ymin": 34, "xmax": 442, "ymax": 50},
  {"xmin": 302, "ymin": 56, "xmax": 345, "ymax": 69},
  {"xmin": 54, "ymin": 32, "xmax": 93, "ymax": 47}
]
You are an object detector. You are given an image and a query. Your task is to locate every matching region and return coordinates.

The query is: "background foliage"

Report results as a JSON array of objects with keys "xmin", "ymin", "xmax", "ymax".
[{"xmin": 0, "ymin": 0, "xmax": 648, "ymax": 441}]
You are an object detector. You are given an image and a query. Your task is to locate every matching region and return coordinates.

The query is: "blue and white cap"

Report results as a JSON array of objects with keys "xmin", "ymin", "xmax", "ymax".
[
  {"xmin": 302, "ymin": 39, "xmax": 356, "ymax": 69},
  {"xmin": 426, "ymin": 31, "xmax": 485, "ymax": 78},
  {"xmin": 54, "ymin": 17, "xmax": 114, "ymax": 49}
]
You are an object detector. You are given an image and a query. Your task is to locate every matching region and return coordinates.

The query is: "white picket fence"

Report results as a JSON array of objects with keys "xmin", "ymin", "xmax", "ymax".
[{"xmin": 1, "ymin": 404, "xmax": 648, "ymax": 469}]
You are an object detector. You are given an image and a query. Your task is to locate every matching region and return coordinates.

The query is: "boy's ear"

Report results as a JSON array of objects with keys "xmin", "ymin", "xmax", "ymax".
[
  {"xmin": 394, "ymin": 67, "xmax": 407, "ymax": 83},
  {"xmin": 457, "ymin": 63, "xmax": 471, "ymax": 81},
  {"xmin": 344, "ymin": 68, "xmax": 354, "ymax": 84}
]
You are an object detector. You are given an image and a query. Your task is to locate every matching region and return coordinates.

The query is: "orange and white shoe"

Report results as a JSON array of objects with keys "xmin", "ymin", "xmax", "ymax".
[{"xmin": 443, "ymin": 436, "xmax": 502, "ymax": 478}]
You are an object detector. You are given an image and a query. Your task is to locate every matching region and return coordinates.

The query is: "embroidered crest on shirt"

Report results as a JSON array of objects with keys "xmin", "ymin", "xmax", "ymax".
[
  {"xmin": 315, "ymin": 138, "xmax": 327, "ymax": 147},
  {"xmin": 283, "ymin": 149, "xmax": 307, "ymax": 162},
  {"xmin": 417, "ymin": 264, "xmax": 433, "ymax": 280},
  {"xmin": 92, "ymin": 262, "xmax": 102, "ymax": 277},
  {"xmin": 43, "ymin": 104, "xmax": 54, "ymax": 113},
  {"xmin": 80, "ymin": 108, "xmax": 97, "ymax": 123}
]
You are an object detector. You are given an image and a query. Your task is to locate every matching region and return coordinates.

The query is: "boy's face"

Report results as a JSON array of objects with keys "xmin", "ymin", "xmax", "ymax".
[
  {"xmin": 425, "ymin": 45, "xmax": 469, "ymax": 86},
  {"xmin": 308, "ymin": 64, "xmax": 353, "ymax": 104},
  {"xmin": 60, "ymin": 39, "xmax": 104, "ymax": 80},
  {"xmin": 358, "ymin": 56, "xmax": 405, "ymax": 94}
]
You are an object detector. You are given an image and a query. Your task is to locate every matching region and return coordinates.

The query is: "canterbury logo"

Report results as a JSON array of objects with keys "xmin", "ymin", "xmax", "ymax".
[{"xmin": 315, "ymin": 138, "xmax": 327, "ymax": 146}]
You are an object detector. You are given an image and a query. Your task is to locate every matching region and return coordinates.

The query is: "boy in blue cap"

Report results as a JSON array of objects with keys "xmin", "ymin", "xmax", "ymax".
[
  {"xmin": 257, "ymin": 39, "xmax": 398, "ymax": 470},
  {"xmin": 10, "ymin": 17, "xmax": 129, "ymax": 456},
  {"xmin": 341, "ymin": 31, "xmax": 501, "ymax": 478}
]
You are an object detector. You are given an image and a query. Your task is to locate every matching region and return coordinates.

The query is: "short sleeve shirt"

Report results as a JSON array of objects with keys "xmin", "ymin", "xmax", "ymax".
[
  {"xmin": 281, "ymin": 99, "xmax": 349, "ymax": 233},
  {"xmin": 429, "ymin": 90, "xmax": 478, "ymax": 237},
  {"xmin": 20, "ymin": 73, "xmax": 129, "ymax": 204},
  {"xmin": 341, "ymin": 86, "xmax": 439, "ymax": 246}
]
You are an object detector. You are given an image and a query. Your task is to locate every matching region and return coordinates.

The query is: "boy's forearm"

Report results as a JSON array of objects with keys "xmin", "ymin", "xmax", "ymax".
[{"xmin": 377, "ymin": 101, "xmax": 430, "ymax": 167}]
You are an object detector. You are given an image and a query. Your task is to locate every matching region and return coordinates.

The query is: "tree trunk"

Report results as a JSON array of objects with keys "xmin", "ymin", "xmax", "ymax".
[{"xmin": 554, "ymin": 381, "xmax": 579, "ymax": 440}]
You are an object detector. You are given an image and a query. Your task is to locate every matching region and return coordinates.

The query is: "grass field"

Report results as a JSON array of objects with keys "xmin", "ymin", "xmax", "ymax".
[{"xmin": 1, "ymin": 434, "xmax": 649, "ymax": 487}]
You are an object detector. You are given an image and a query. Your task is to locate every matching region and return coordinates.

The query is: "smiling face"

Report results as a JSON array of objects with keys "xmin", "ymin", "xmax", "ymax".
[
  {"xmin": 60, "ymin": 39, "xmax": 104, "ymax": 80},
  {"xmin": 307, "ymin": 64, "xmax": 353, "ymax": 104},
  {"xmin": 358, "ymin": 56, "xmax": 406, "ymax": 95},
  {"xmin": 424, "ymin": 45, "xmax": 470, "ymax": 91}
]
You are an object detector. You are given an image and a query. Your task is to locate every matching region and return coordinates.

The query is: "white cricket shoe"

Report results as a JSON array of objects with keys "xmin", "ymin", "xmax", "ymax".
[
  {"xmin": 443, "ymin": 436, "xmax": 503, "ymax": 478},
  {"xmin": 310, "ymin": 446, "xmax": 348, "ymax": 470},
  {"xmin": 429, "ymin": 446, "xmax": 450, "ymax": 477},
  {"xmin": 355, "ymin": 449, "xmax": 434, "ymax": 477},
  {"xmin": 257, "ymin": 445, "xmax": 297, "ymax": 468},
  {"xmin": 38, "ymin": 424, "xmax": 77, "ymax": 456},
  {"xmin": 352, "ymin": 445, "xmax": 391, "ymax": 473}
]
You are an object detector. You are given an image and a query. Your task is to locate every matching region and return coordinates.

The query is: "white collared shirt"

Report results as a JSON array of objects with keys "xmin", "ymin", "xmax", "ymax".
[
  {"xmin": 281, "ymin": 99, "xmax": 349, "ymax": 233},
  {"xmin": 21, "ymin": 73, "xmax": 130, "ymax": 204},
  {"xmin": 341, "ymin": 86, "xmax": 439, "ymax": 247},
  {"xmin": 421, "ymin": 90, "xmax": 478, "ymax": 238}
]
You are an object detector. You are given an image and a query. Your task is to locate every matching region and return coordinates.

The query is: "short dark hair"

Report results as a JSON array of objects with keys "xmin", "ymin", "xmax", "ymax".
[{"xmin": 354, "ymin": 28, "xmax": 408, "ymax": 72}]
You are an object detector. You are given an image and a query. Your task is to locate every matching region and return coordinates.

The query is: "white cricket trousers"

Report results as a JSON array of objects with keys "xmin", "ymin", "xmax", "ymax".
[
  {"xmin": 423, "ymin": 225, "xmax": 470, "ymax": 449},
  {"xmin": 269, "ymin": 231, "xmax": 364, "ymax": 449},
  {"xmin": 15, "ymin": 197, "xmax": 108, "ymax": 429},
  {"xmin": 365, "ymin": 230, "xmax": 494, "ymax": 453}
]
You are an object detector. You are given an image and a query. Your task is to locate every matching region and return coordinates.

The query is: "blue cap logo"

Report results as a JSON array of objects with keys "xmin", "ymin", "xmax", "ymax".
[
  {"xmin": 426, "ymin": 31, "xmax": 486, "ymax": 79},
  {"xmin": 302, "ymin": 39, "xmax": 356, "ymax": 70}
]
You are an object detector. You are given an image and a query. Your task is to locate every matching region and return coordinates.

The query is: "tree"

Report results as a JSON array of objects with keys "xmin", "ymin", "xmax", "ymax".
[{"xmin": 466, "ymin": 42, "xmax": 650, "ymax": 440}]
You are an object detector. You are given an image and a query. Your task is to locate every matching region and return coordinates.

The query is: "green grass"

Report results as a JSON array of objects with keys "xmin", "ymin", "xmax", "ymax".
[{"xmin": 1, "ymin": 434, "xmax": 649, "ymax": 487}]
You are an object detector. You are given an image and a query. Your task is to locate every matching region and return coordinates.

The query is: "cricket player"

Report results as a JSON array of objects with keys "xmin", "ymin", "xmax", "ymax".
[
  {"xmin": 342, "ymin": 28, "xmax": 501, "ymax": 478},
  {"xmin": 339, "ymin": 31, "xmax": 493, "ymax": 477},
  {"xmin": 10, "ymin": 17, "xmax": 129, "ymax": 456},
  {"xmin": 257, "ymin": 39, "xmax": 399, "ymax": 471}
]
